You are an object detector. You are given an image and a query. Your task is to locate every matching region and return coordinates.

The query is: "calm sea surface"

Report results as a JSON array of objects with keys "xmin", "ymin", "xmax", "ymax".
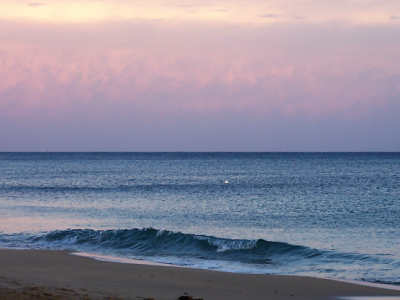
[{"xmin": 0, "ymin": 152, "xmax": 399, "ymax": 285}]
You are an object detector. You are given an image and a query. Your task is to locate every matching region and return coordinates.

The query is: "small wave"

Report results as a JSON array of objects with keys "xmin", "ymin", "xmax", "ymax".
[
  {"xmin": 1, "ymin": 227, "xmax": 397, "ymax": 285},
  {"xmin": 1, "ymin": 228, "xmax": 325, "ymax": 265}
]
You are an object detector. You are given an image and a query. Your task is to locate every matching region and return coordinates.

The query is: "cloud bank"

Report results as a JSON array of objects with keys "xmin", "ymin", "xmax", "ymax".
[{"xmin": 1, "ymin": 1, "xmax": 400, "ymax": 151}]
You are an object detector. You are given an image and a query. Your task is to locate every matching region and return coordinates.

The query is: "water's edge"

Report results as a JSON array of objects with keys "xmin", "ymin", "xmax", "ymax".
[{"xmin": 70, "ymin": 250, "xmax": 400, "ymax": 292}]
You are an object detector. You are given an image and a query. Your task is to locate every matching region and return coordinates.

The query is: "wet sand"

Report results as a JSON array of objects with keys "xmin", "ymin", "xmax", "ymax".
[{"xmin": 1, "ymin": 249, "xmax": 400, "ymax": 300}]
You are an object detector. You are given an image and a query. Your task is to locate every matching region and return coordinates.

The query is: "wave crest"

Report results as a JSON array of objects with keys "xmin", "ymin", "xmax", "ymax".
[{"xmin": 21, "ymin": 227, "xmax": 325, "ymax": 265}]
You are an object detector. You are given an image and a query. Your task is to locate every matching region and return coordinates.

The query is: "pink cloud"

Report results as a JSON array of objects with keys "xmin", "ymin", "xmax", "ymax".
[
  {"xmin": 28, "ymin": 3, "xmax": 47, "ymax": 6},
  {"xmin": 1, "ymin": 21, "xmax": 399, "ymax": 124}
]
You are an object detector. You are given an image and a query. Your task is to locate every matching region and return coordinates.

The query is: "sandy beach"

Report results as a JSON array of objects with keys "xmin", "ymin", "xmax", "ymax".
[{"xmin": 1, "ymin": 250, "xmax": 400, "ymax": 300}]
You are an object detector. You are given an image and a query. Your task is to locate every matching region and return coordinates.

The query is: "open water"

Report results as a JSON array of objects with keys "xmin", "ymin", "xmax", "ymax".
[{"xmin": 0, "ymin": 152, "xmax": 399, "ymax": 285}]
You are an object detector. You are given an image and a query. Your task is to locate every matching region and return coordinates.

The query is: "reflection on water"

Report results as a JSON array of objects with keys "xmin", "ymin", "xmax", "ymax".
[
  {"xmin": 332, "ymin": 280, "xmax": 400, "ymax": 292},
  {"xmin": 337, "ymin": 298, "xmax": 400, "ymax": 300},
  {"xmin": 1, "ymin": 217, "xmax": 101, "ymax": 233}
]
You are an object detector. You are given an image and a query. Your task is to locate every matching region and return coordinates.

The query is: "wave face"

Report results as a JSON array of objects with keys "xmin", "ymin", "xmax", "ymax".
[
  {"xmin": 2, "ymin": 227, "xmax": 399, "ymax": 286},
  {"xmin": 28, "ymin": 228, "xmax": 323, "ymax": 264}
]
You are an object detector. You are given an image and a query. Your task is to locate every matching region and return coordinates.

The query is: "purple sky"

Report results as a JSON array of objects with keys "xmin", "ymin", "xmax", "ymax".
[{"xmin": 1, "ymin": 0, "xmax": 400, "ymax": 151}]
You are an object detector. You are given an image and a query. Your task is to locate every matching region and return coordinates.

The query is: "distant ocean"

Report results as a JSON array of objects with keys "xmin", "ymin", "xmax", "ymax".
[{"xmin": 0, "ymin": 152, "xmax": 399, "ymax": 285}]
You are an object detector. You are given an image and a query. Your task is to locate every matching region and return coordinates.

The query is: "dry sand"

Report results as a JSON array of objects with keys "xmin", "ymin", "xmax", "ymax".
[{"xmin": 1, "ymin": 249, "xmax": 400, "ymax": 300}]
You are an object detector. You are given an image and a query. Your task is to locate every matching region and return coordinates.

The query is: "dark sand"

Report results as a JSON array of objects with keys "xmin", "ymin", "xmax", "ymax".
[{"xmin": 1, "ymin": 249, "xmax": 400, "ymax": 300}]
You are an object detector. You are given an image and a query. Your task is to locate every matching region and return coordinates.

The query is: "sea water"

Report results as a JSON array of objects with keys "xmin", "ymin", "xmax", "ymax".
[{"xmin": 0, "ymin": 152, "xmax": 399, "ymax": 285}]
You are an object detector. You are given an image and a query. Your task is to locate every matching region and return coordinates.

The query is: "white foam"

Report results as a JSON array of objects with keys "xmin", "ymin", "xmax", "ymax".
[
  {"xmin": 70, "ymin": 252, "xmax": 183, "ymax": 267},
  {"xmin": 331, "ymin": 279, "xmax": 400, "ymax": 291}
]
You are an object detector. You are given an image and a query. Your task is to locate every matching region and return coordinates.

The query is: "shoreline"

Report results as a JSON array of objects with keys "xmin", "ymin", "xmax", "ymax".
[
  {"xmin": 72, "ymin": 251, "xmax": 400, "ymax": 292},
  {"xmin": 1, "ymin": 249, "xmax": 400, "ymax": 300}
]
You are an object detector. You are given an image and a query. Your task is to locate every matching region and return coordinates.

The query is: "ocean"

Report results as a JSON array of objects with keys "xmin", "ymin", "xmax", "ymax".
[{"xmin": 0, "ymin": 152, "xmax": 399, "ymax": 285}]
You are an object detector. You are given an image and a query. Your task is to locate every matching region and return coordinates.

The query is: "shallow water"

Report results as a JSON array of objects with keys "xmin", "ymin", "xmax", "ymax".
[{"xmin": 0, "ymin": 152, "xmax": 399, "ymax": 285}]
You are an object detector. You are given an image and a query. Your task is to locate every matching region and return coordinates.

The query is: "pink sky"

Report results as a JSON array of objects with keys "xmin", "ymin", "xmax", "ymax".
[{"xmin": 1, "ymin": 0, "xmax": 400, "ymax": 151}]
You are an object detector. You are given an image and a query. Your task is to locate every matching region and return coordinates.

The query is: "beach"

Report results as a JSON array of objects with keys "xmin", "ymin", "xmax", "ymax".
[{"xmin": 1, "ymin": 250, "xmax": 400, "ymax": 300}]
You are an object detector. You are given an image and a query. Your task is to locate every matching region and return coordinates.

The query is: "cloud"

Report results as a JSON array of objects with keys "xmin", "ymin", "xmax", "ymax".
[
  {"xmin": 1, "ymin": 21, "xmax": 399, "ymax": 123},
  {"xmin": 259, "ymin": 14, "xmax": 280, "ymax": 18},
  {"xmin": 1, "ymin": 1, "xmax": 400, "ymax": 151},
  {"xmin": 28, "ymin": 3, "xmax": 47, "ymax": 6},
  {"xmin": 0, "ymin": 0, "xmax": 396, "ymax": 25},
  {"xmin": 259, "ymin": 14, "xmax": 305, "ymax": 20},
  {"xmin": 1, "ymin": 19, "xmax": 400, "ymax": 151}
]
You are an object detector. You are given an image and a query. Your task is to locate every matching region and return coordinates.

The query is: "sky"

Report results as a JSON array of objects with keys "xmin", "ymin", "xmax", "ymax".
[{"xmin": 1, "ymin": 0, "xmax": 400, "ymax": 151}]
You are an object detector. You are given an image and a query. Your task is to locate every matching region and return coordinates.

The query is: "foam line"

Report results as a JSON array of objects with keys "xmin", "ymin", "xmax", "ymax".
[{"xmin": 70, "ymin": 251, "xmax": 183, "ymax": 267}]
